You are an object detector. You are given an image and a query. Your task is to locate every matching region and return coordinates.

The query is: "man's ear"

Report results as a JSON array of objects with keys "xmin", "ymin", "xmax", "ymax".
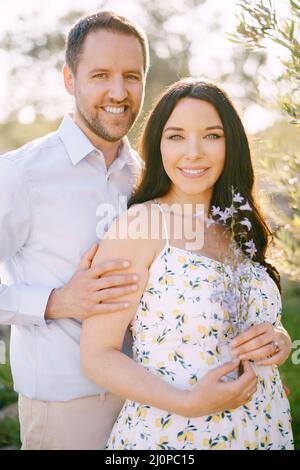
[{"xmin": 63, "ymin": 64, "xmax": 75, "ymax": 96}]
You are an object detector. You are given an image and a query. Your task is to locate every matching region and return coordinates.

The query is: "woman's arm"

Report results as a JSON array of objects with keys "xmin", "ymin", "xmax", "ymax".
[
  {"xmin": 81, "ymin": 206, "xmax": 258, "ymax": 417},
  {"xmin": 80, "ymin": 207, "xmax": 188, "ymax": 415}
]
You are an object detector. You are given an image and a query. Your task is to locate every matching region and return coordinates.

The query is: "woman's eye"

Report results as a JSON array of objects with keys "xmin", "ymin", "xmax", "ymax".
[
  {"xmin": 205, "ymin": 133, "xmax": 220, "ymax": 139},
  {"xmin": 168, "ymin": 135, "xmax": 183, "ymax": 140}
]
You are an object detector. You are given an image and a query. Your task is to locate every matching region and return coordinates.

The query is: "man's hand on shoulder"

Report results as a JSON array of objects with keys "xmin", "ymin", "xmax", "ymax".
[{"xmin": 45, "ymin": 244, "xmax": 139, "ymax": 321}]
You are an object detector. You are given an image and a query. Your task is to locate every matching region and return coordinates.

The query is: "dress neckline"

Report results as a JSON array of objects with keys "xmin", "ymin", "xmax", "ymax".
[
  {"xmin": 151, "ymin": 198, "xmax": 225, "ymax": 266},
  {"xmin": 149, "ymin": 243, "xmax": 225, "ymax": 276}
]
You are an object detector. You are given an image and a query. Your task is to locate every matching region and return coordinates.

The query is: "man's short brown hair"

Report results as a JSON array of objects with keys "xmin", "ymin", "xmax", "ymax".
[{"xmin": 65, "ymin": 10, "xmax": 149, "ymax": 75}]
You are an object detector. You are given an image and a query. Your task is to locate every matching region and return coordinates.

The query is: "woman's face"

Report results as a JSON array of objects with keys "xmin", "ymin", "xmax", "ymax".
[{"xmin": 160, "ymin": 97, "xmax": 226, "ymax": 202}]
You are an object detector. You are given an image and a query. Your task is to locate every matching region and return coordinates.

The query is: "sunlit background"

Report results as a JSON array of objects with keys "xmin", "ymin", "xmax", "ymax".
[
  {"xmin": 0, "ymin": 0, "xmax": 299, "ymax": 450},
  {"xmin": 0, "ymin": 0, "xmax": 292, "ymax": 132}
]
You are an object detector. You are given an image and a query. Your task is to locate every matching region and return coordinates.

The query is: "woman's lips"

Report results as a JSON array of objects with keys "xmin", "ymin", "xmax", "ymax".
[{"xmin": 177, "ymin": 167, "xmax": 209, "ymax": 179}]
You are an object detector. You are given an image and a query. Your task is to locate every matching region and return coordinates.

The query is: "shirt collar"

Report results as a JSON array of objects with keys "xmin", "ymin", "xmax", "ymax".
[
  {"xmin": 115, "ymin": 137, "xmax": 140, "ymax": 168},
  {"xmin": 58, "ymin": 114, "xmax": 140, "ymax": 170},
  {"xmin": 58, "ymin": 114, "xmax": 96, "ymax": 165}
]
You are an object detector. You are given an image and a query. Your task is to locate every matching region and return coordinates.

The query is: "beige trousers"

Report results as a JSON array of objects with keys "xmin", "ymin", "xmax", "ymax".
[{"xmin": 18, "ymin": 392, "xmax": 124, "ymax": 450}]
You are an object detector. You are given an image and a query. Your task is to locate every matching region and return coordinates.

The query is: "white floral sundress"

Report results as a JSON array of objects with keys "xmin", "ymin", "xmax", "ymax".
[{"xmin": 106, "ymin": 202, "xmax": 293, "ymax": 450}]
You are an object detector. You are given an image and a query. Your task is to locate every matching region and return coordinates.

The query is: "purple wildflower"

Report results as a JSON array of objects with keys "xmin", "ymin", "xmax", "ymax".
[
  {"xmin": 233, "ymin": 192, "xmax": 244, "ymax": 203},
  {"xmin": 239, "ymin": 217, "xmax": 252, "ymax": 231},
  {"xmin": 218, "ymin": 207, "xmax": 232, "ymax": 223},
  {"xmin": 239, "ymin": 201, "xmax": 252, "ymax": 211},
  {"xmin": 244, "ymin": 239, "xmax": 257, "ymax": 258},
  {"xmin": 211, "ymin": 205, "xmax": 221, "ymax": 216}
]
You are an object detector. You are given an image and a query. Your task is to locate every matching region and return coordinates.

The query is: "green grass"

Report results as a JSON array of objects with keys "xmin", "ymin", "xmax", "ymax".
[
  {"xmin": 0, "ymin": 363, "xmax": 20, "ymax": 448},
  {"xmin": 279, "ymin": 280, "xmax": 300, "ymax": 450},
  {"xmin": 0, "ymin": 363, "xmax": 18, "ymax": 410},
  {"xmin": 0, "ymin": 417, "xmax": 20, "ymax": 448}
]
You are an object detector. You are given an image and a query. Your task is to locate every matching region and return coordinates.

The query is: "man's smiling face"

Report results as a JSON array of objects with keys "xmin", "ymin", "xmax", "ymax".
[{"xmin": 66, "ymin": 29, "xmax": 145, "ymax": 144}]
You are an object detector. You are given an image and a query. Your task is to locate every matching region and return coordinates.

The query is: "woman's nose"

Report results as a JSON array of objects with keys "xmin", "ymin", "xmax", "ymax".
[{"xmin": 185, "ymin": 139, "xmax": 204, "ymax": 159}]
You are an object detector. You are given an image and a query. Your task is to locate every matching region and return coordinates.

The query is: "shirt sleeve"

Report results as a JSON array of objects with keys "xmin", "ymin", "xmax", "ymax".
[{"xmin": 0, "ymin": 157, "xmax": 52, "ymax": 326}]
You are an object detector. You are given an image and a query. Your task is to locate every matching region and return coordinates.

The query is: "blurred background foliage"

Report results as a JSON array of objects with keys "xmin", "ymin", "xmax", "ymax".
[
  {"xmin": 0, "ymin": 0, "xmax": 299, "ymax": 450},
  {"xmin": 232, "ymin": 0, "xmax": 300, "ymax": 283}
]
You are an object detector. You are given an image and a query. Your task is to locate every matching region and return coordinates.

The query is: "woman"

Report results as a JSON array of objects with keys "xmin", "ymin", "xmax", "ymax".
[{"xmin": 80, "ymin": 79, "xmax": 293, "ymax": 450}]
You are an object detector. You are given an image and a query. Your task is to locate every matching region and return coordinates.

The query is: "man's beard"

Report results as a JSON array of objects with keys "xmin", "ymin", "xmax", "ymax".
[{"xmin": 77, "ymin": 104, "xmax": 137, "ymax": 143}]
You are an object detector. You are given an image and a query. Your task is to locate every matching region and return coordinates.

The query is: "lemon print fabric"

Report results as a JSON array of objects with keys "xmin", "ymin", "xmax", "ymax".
[{"xmin": 106, "ymin": 204, "xmax": 293, "ymax": 450}]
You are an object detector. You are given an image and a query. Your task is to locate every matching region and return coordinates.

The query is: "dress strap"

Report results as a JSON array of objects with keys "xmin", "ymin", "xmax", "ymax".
[{"xmin": 153, "ymin": 199, "xmax": 170, "ymax": 247}]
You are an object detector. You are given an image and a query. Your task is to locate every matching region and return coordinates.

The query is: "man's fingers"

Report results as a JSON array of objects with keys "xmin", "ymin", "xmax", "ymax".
[
  {"xmin": 94, "ymin": 273, "xmax": 139, "ymax": 290},
  {"xmin": 78, "ymin": 244, "xmax": 99, "ymax": 270},
  {"xmin": 94, "ymin": 284, "xmax": 138, "ymax": 303},
  {"xmin": 90, "ymin": 260, "xmax": 131, "ymax": 278}
]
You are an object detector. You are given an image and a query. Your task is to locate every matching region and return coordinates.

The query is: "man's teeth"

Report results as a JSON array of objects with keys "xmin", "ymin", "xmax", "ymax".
[
  {"xmin": 103, "ymin": 106, "xmax": 125, "ymax": 114},
  {"xmin": 181, "ymin": 168, "xmax": 207, "ymax": 174}
]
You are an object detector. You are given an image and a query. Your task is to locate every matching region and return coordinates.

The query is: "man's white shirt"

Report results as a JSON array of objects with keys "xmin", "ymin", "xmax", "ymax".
[{"xmin": 0, "ymin": 114, "xmax": 140, "ymax": 400}]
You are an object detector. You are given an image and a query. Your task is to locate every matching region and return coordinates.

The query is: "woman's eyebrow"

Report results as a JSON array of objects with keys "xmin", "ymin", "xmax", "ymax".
[
  {"xmin": 163, "ymin": 125, "xmax": 224, "ymax": 133},
  {"xmin": 163, "ymin": 127, "xmax": 184, "ymax": 133},
  {"xmin": 206, "ymin": 125, "xmax": 224, "ymax": 130}
]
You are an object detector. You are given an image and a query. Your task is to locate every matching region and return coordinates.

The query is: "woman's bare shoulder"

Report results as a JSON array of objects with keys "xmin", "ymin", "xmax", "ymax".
[
  {"xmin": 102, "ymin": 201, "xmax": 161, "ymax": 268},
  {"xmin": 106, "ymin": 201, "xmax": 160, "ymax": 240}
]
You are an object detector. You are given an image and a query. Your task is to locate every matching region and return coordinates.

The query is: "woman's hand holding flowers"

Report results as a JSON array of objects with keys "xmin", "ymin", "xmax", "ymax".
[{"xmin": 230, "ymin": 322, "xmax": 292, "ymax": 366}]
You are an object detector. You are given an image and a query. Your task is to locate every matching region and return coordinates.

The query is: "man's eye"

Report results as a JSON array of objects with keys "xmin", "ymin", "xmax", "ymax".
[
  {"xmin": 94, "ymin": 73, "xmax": 108, "ymax": 79},
  {"xmin": 127, "ymin": 75, "xmax": 140, "ymax": 81}
]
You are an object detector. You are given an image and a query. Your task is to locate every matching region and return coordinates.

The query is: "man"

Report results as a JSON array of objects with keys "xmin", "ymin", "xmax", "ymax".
[{"xmin": 0, "ymin": 11, "xmax": 149, "ymax": 450}]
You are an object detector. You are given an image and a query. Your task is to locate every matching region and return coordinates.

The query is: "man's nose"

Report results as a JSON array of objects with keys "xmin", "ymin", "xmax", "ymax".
[{"xmin": 108, "ymin": 77, "xmax": 128, "ymax": 102}]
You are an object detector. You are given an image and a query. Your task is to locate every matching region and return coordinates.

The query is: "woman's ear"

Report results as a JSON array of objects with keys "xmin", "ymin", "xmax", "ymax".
[{"xmin": 63, "ymin": 64, "xmax": 75, "ymax": 96}]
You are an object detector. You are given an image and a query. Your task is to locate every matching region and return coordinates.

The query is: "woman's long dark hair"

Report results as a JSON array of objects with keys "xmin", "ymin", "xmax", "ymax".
[{"xmin": 129, "ymin": 78, "xmax": 280, "ymax": 291}]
